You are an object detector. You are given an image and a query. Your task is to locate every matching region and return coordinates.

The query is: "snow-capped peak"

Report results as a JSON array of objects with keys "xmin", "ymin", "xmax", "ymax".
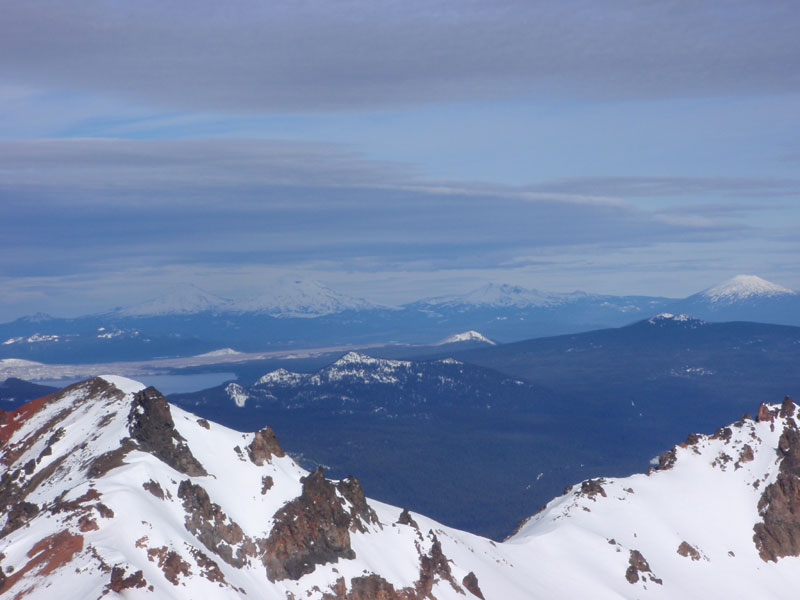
[
  {"xmin": 419, "ymin": 283, "xmax": 561, "ymax": 309},
  {"xmin": 232, "ymin": 279, "xmax": 378, "ymax": 318},
  {"xmin": 114, "ymin": 284, "xmax": 232, "ymax": 316},
  {"xmin": 193, "ymin": 348, "xmax": 242, "ymax": 358},
  {"xmin": 436, "ymin": 331, "xmax": 496, "ymax": 346},
  {"xmin": 700, "ymin": 275, "xmax": 796, "ymax": 303},
  {"xmin": 330, "ymin": 351, "xmax": 404, "ymax": 367},
  {"xmin": 255, "ymin": 368, "xmax": 308, "ymax": 386}
]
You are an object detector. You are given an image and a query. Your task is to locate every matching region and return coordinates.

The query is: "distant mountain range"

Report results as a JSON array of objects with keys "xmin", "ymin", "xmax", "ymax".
[
  {"xmin": 167, "ymin": 314, "xmax": 800, "ymax": 539},
  {"xmin": 0, "ymin": 274, "xmax": 798, "ymax": 364}
]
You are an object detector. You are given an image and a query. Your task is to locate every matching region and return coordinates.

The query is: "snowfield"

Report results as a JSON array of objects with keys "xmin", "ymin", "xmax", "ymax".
[{"xmin": 2, "ymin": 376, "xmax": 800, "ymax": 598}]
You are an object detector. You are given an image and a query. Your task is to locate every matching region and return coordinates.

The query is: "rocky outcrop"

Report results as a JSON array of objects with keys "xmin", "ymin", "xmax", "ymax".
[
  {"xmin": 625, "ymin": 549, "xmax": 661, "ymax": 585},
  {"xmin": 780, "ymin": 397, "xmax": 796, "ymax": 418},
  {"xmin": 398, "ymin": 508, "xmax": 419, "ymax": 529},
  {"xmin": 753, "ymin": 399, "xmax": 800, "ymax": 562},
  {"xmin": 107, "ymin": 566, "xmax": 147, "ymax": 592},
  {"xmin": 323, "ymin": 574, "xmax": 404, "ymax": 600},
  {"xmin": 262, "ymin": 467, "xmax": 378, "ymax": 581},
  {"xmin": 143, "ymin": 479, "xmax": 166, "ymax": 499},
  {"xmin": 654, "ymin": 448, "xmax": 677, "ymax": 471},
  {"xmin": 246, "ymin": 426, "xmax": 285, "ymax": 466},
  {"xmin": 87, "ymin": 440, "xmax": 135, "ymax": 478},
  {"xmin": 579, "ymin": 478, "xmax": 607, "ymax": 499},
  {"xmin": 145, "ymin": 546, "xmax": 192, "ymax": 586},
  {"xmin": 757, "ymin": 403, "xmax": 777, "ymax": 422},
  {"xmin": 677, "ymin": 541, "xmax": 701, "ymax": 561},
  {"xmin": 177, "ymin": 480, "xmax": 254, "ymax": 568},
  {"xmin": 462, "ymin": 571, "xmax": 485, "ymax": 599},
  {"xmin": 753, "ymin": 473, "xmax": 800, "ymax": 562},
  {"xmin": 416, "ymin": 535, "xmax": 461, "ymax": 597},
  {"xmin": 319, "ymin": 532, "xmax": 462, "ymax": 599},
  {"xmin": 128, "ymin": 387, "xmax": 206, "ymax": 476},
  {"xmin": 0, "ymin": 500, "xmax": 39, "ymax": 537}
]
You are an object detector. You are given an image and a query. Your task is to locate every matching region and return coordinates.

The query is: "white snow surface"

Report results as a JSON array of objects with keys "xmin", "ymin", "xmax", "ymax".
[
  {"xmin": 110, "ymin": 280, "xmax": 381, "ymax": 318},
  {"xmin": 421, "ymin": 283, "xmax": 563, "ymax": 308},
  {"xmin": 225, "ymin": 382, "xmax": 249, "ymax": 407},
  {"xmin": 195, "ymin": 348, "xmax": 243, "ymax": 358},
  {"xmin": 646, "ymin": 313, "xmax": 705, "ymax": 327},
  {"xmin": 700, "ymin": 274, "xmax": 796, "ymax": 303},
  {"xmin": 97, "ymin": 374, "xmax": 147, "ymax": 395},
  {"xmin": 231, "ymin": 279, "xmax": 379, "ymax": 317},
  {"xmin": 115, "ymin": 284, "xmax": 233, "ymax": 316},
  {"xmin": 4, "ymin": 377, "xmax": 800, "ymax": 598},
  {"xmin": 436, "ymin": 330, "xmax": 496, "ymax": 345},
  {"xmin": 255, "ymin": 352, "xmax": 416, "ymax": 388}
]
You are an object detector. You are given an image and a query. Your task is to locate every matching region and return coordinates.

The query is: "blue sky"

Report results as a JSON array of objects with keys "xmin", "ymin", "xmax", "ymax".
[{"xmin": 1, "ymin": 0, "xmax": 799, "ymax": 319}]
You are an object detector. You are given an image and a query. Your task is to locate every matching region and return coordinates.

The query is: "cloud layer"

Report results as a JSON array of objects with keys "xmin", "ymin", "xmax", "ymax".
[
  {"xmin": 2, "ymin": 137, "xmax": 787, "ymax": 312},
  {"xmin": 2, "ymin": 1, "xmax": 799, "ymax": 111}
]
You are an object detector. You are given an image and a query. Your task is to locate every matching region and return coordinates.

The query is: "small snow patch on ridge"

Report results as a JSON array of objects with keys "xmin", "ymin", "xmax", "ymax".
[
  {"xmin": 436, "ymin": 331, "xmax": 496, "ymax": 346},
  {"xmin": 647, "ymin": 313, "xmax": 705, "ymax": 326},
  {"xmin": 649, "ymin": 313, "xmax": 691, "ymax": 322},
  {"xmin": 225, "ymin": 382, "xmax": 248, "ymax": 407}
]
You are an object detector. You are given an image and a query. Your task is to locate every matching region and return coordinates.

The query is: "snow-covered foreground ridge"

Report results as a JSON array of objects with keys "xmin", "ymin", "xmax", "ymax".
[{"xmin": 3, "ymin": 379, "xmax": 800, "ymax": 599}]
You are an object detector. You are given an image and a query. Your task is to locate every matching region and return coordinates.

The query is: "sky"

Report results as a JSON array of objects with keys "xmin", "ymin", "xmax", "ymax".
[{"xmin": 1, "ymin": 0, "xmax": 799, "ymax": 320}]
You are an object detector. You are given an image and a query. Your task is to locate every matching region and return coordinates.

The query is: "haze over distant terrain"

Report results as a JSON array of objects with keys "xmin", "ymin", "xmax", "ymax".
[{"xmin": 1, "ymin": 1, "xmax": 799, "ymax": 320}]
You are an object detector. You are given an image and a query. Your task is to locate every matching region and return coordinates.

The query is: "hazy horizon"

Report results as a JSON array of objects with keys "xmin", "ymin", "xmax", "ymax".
[{"xmin": 2, "ymin": 1, "xmax": 799, "ymax": 320}]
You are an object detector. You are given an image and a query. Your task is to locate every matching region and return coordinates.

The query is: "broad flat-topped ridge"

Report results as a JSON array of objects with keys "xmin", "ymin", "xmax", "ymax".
[{"xmin": 4, "ymin": 376, "xmax": 800, "ymax": 597}]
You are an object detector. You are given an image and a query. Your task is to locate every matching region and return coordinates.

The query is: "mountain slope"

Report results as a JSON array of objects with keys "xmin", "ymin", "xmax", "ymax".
[
  {"xmin": 665, "ymin": 274, "xmax": 800, "ymax": 324},
  {"xmin": 0, "ymin": 378, "xmax": 58, "ymax": 406},
  {"xmin": 456, "ymin": 315, "xmax": 800, "ymax": 427},
  {"xmin": 4, "ymin": 378, "xmax": 800, "ymax": 597},
  {"xmin": 231, "ymin": 279, "xmax": 380, "ymax": 317}
]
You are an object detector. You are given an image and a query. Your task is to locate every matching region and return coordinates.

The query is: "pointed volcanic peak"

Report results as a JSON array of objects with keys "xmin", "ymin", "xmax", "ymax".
[
  {"xmin": 436, "ymin": 330, "xmax": 497, "ymax": 346},
  {"xmin": 417, "ymin": 283, "xmax": 563, "ymax": 309},
  {"xmin": 113, "ymin": 284, "xmax": 233, "ymax": 317},
  {"xmin": 699, "ymin": 275, "xmax": 796, "ymax": 304},
  {"xmin": 665, "ymin": 274, "xmax": 800, "ymax": 326},
  {"xmin": 232, "ymin": 279, "xmax": 380, "ymax": 318}
]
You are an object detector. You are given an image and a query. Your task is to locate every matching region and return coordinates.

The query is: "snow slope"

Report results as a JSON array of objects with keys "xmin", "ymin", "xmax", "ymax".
[
  {"xmin": 418, "ymin": 283, "xmax": 562, "ymax": 309},
  {"xmin": 3, "ymin": 378, "xmax": 800, "ymax": 598},
  {"xmin": 115, "ymin": 284, "xmax": 233, "ymax": 316},
  {"xmin": 436, "ymin": 330, "xmax": 496, "ymax": 345},
  {"xmin": 700, "ymin": 274, "xmax": 795, "ymax": 303},
  {"xmin": 232, "ymin": 280, "xmax": 379, "ymax": 317}
]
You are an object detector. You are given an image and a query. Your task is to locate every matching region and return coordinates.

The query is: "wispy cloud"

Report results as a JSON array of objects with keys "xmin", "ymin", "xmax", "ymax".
[{"xmin": 0, "ymin": 138, "xmax": 757, "ymax": 293}]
